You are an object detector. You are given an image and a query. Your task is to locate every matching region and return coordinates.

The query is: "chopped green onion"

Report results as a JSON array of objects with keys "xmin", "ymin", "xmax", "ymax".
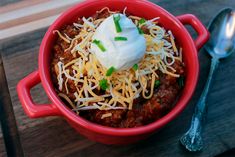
[
  {"xmin": 154, "ymin": 80, "xmax": 161, "ymax": 88},
  {"xmin": 113, "ymin": 14, "xmax": 122, "ymax": 33},
  {"xmin": 99, "ymin": 79, "xmax": 109, "ymax": 90},
  {"xmin": 137, "ymin": 27, "xmax": 144, "ymax": 34},
  {"xmin": 138, "ymin": 18, "xmax": 146, "ymax": 25},
  {"xmin": 92, "ymin": 39, "xmax": 106, "ymax": 52},
  {"xmin": 114, "ymin": 36, "xmax": 128, "ymax": 41},
  {"xmin": 138, "ymin": 19, "xmax": 146, "ymax": 34},
  {"xmin": 178, "ymin": 76, "xmax": 185, "ymax": 88},
  {"xmin": 132, "ymin": 64, "xmax": 138, "ymax": 71},
  {"xmin": 106, "ymin": 66, "xmax": 116, "ymax": 76}
]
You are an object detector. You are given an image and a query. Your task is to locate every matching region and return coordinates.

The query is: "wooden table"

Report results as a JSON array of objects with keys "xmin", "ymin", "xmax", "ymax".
[{"xmin": 0, "ymin": 0, "xmax": 235, "ymax": 157}]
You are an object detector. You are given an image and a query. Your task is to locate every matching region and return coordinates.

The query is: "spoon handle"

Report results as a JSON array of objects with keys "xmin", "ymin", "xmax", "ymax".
[
  {"xmin": 180, "ymin": 57, "xmax": 219, "ymax": 151},
  {"xmin": 195, "ymin": 57, "xmax": 219, "ymax": 119}
]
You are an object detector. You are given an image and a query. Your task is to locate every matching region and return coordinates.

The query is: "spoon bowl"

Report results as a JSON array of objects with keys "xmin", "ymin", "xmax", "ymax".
[{"xmin": 205, "ymin": 8, "xmax": 235, "ymax": 59}]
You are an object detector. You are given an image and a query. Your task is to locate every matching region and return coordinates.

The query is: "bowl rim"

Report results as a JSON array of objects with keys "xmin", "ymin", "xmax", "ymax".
[{"xmin": 39, "ymin": 0, "xmax": 199, "ymax": 136}]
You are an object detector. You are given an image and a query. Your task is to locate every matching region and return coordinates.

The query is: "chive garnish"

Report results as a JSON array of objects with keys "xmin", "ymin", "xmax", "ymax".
[
  {"xmin": 92, "ymin": 39, "xmax": 106, "ymax": 52},
  {"xmin": 113, "ymin": 14, "xmax": 122, "ymax": 33},
  {"xmin": 137, "ymin": 18, "xmax": 146, "ymax": 34},
  {"xmin": 178, "ymin": 76, "xmax": 185, "ymax": 88},
  {"xmin": 137, "ymin": 27, "xmax": 144, "ymax": 34},
  {"xmin": 154, "ymin": 80, "xmax": 161, "ymax": 88},
  {"xmin": 106, "ymin": 66, "xmax": 116, "ymax": 76},
  {"xmin": 138, "ymin": 18, "xmax": 146, "ymax": 25},
  {"xmin": 99, "ymin": 79, "xmax": 109, "ymax": 90},
  {"xmin": 114, "ymin": 36, "xmax": 128, "ymax": 41},
  {"xmin": 132, "ymin": 64, "xmax": 138, "ymax": 71}
]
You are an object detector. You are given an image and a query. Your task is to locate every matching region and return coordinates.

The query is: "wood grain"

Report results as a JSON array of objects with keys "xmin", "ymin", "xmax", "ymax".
[
  {"xmin": 0, "ymin": 0, "xmax": 21, "ymax": 7},
  {"xmin": 0, "ymin": 1, "xmax": 21, "ymax": 157},
  {"xmin": 0, "ymin": 0, "xmax": 84, "ymax": 40},
  {"xmin": 0, "ymin": 0, "xmax": 235, "ymax": 157},
  {"xmin": 0, "ymin": 0, "xmax": 48, "ymax": 14},
  {"xmin": 0, "ymin": 54, "xmax": 24, "ymax": 157},
  {"xmin": 0, "ymin": 133, "xmax": 7, "ymax": 157},
  {"xmin": 0, "ymin": 0, "xmax": 84, "ymax": 29}
]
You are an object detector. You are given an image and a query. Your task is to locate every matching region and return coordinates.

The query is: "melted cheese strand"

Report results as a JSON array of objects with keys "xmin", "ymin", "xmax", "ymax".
[
  {"xmin": 101, "ymin": 113, "xmax": 112, "ymax": 119},
  {"xmin": 53, "ymin": 30, "xmax": 70, "ymax": 43},
  {"xmin": 58, "ymin": 93, "xmax": 78, "ymax": 114},
  {"xmin": 57, "ymin": 62, "xmax": 64, "ymax": 91}
]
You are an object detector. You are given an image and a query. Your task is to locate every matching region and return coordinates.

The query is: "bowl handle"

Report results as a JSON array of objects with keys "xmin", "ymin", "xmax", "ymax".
[
  {"xmin": 17, "ymin": 70, "xmax": 61, "ymax": 118},
  {"xmin": 177, "ymin": 14, "xmax": 210, "ymax": 50}
]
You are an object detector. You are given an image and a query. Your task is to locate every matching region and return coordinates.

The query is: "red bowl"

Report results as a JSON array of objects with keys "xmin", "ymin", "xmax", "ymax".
[{"xmin": 17, "ymin": 0, "xmax": 209, "ymax": 144}]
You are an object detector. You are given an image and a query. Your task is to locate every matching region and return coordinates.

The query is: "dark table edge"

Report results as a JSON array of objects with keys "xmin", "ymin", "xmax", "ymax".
[{"xmin": 0, "ymin": 53, "xmax": 24, "ymax": 157}]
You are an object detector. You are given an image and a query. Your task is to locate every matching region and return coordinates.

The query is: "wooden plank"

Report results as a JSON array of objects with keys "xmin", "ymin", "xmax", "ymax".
[
  {"xmin": 0, "ymin": 0, "xmax": 84, "ymax": 30},
  {"xmin": 0, "ymin": 0, "xmax": 235, "ymax": 156},
  {"xmin": 0, "ymin": 54, "xmax": 24, "ymax": 156},
  {"xmin": 0, "ymin": 0, "xmax": 49, "ymax": 14},
  {"xmin": 0, "ymin": 0, "xmax": 84, "ymax": 40},
  {"xmin": 0, "ymin": 0, "xmax": 14, "ymax": 143},
  {"xmin": 0, "ymin": 133, "xmax": 7, "ymax": 157},
  {"xmin": 0, "ymin": 0, "xmax": 21, "ymax": 7},
  {"xmin": 0, "ymin": 14, "xmax": 60, "ymax": 40}
]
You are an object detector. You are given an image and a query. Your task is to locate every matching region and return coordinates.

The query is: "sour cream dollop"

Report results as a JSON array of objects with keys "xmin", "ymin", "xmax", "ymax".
[{"xmin": 91, "ymin": 13, "xmax": 146, "ymax": 70}]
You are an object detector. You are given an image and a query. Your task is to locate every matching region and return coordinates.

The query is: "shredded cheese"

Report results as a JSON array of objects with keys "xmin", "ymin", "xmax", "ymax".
[
  {"xmin": 53, "ymin": 7, "xmax": 183, "ymax": 113},
  {"xmin": 58, "ymin": 93, "xmax": 78, "ymax": 114},
  {"xmin": 53, "ymin": 30, "xmax": 70, "ymax": 43},
  {"xmin": 97, "ymin": 7, "xmax": 116, "ymax": 14},
  {"xmin": 101, "ymin": 113, "xmax": 112, "ymax": 119},
  {"xmin": 57, "ymin": 62, "xmax": 64, "ymax": 91}
]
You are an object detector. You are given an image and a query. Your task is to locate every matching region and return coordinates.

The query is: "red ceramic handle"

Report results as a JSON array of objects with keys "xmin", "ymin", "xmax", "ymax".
[
  {"xmin": 177, "ymin": 14, "xmax": 210, "ymax": 50},
  {"xmin": 17, "ymin": 71, "xmax": 60, "ymax": 118}
]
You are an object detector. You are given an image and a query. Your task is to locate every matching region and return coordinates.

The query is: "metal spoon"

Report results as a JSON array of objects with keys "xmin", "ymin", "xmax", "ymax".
[{"xmin": 180, "ymin": 8, "xmax": 235, "ymax": 152}]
